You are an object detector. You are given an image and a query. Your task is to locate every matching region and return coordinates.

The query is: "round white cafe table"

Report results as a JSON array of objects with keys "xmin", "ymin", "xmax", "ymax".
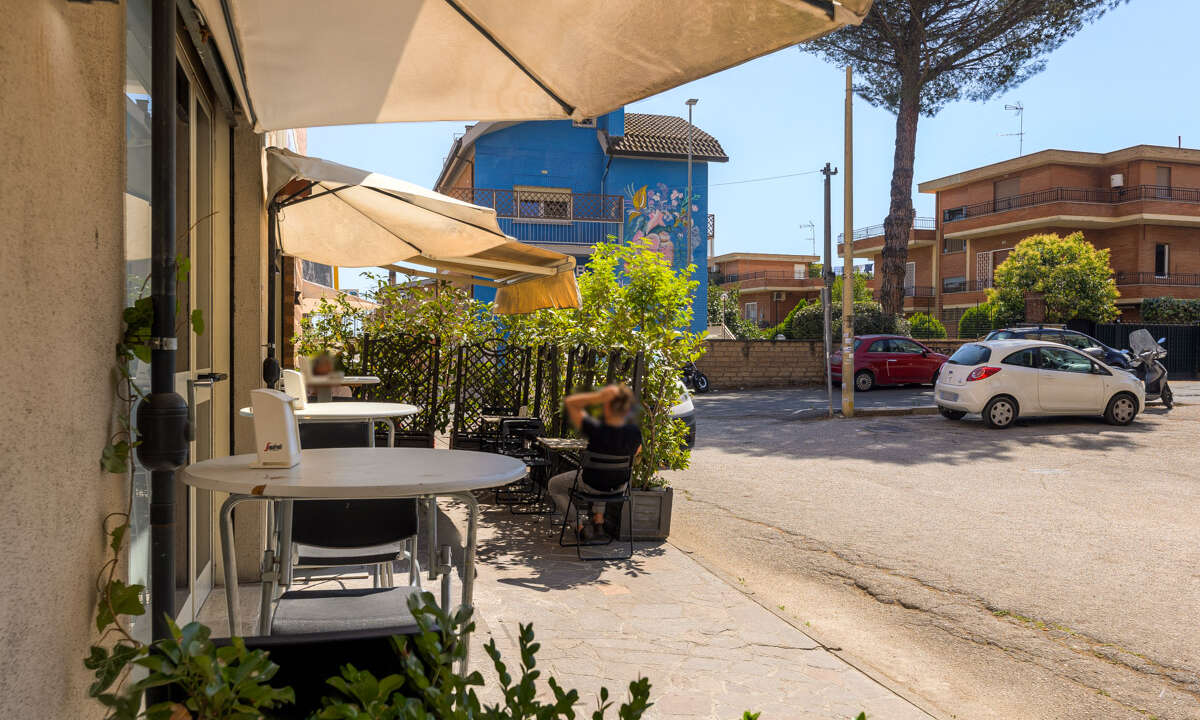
[
  {"xmin": 303, "ymin": 375, "xmax": 379, "ymax": 402},
  {"xmin": 239, "ymin": 402, "xmax": 419, "ymax": 447},
  {"xmin": 185, "ymin": 448, "xmax": 526, "ymax": 642}
]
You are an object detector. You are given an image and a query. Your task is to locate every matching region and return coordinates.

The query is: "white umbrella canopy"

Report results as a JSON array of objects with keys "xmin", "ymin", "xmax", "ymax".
[
  {"xmin": 194, "ymin": 0, "xmax": 871, "ymax": 132},
  {"xmin": 267, "ymin": 147, "xmax": 580, "ymax": 313}
]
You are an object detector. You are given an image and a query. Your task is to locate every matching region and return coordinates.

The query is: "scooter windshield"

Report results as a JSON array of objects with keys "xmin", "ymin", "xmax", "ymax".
[{"xmin": 1128, "ymin": 328, "xmax": 1162, "ymax": 356}]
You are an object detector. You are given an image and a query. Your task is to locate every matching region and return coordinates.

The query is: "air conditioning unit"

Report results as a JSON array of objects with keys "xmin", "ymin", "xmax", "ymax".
[
  {"xmin": 773, "ymin": 291, "xmax": 786, "ymax": 301},
  {"xmin": 572, "ymin": 117, "xmax": 597, "ymax": 128},
  {"xmin": 1110, "ymin": 173, "xmax": 1125, "ymax": 188}
]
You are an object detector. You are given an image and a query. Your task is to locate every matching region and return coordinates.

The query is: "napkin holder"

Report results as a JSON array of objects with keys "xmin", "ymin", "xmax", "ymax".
[{"xmin": 250, "ymin": 388, "xmax": 301, "ymax": 468}]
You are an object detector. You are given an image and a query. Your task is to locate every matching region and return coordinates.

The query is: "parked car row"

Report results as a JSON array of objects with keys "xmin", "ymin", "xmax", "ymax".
[{"xmin": 827, "ymin": 327, "xmax": 1169, "ymax": 429}]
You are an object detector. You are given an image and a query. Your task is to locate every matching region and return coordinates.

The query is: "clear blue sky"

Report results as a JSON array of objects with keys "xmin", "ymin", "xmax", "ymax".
[{"xmin": 309, "ymin": 0, "xmax": 1198, "ymax": 289}]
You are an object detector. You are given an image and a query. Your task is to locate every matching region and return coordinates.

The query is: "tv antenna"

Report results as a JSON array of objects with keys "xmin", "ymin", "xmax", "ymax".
[
  {"xmin": 801, "ymin": 221, "xmax": 816, "ymax": 256},
  {"xmin": 1000, "ymin": 102, "xmax": 1024, "ymax": 156}
]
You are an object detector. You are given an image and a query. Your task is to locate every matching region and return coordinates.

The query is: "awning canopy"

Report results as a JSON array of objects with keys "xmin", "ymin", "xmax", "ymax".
[
  {"xmin": 194, "ymin": 0, "xmax": 871, "ymax": 132},
  {"xmin": 267, "ymin": 147, "xmax": 580, "ymax": 314}
]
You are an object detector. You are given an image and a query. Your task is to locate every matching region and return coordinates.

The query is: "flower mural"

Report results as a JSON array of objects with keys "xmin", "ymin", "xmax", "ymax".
[{"xmin": 624, "ymin": 182, "xmax": 701, "ymax": 270}]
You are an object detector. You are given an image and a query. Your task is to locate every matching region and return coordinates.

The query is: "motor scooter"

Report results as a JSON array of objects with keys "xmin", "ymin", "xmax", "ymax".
[{"xmin": 1126, "ymin": 329, "xmax": 1173, "ymax": 408}]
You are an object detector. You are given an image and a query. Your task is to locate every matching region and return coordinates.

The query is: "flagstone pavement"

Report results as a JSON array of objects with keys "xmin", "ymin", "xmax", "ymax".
[{"xmin": 198, "ymin": 499, "xmax": 935, "ymax": 720}]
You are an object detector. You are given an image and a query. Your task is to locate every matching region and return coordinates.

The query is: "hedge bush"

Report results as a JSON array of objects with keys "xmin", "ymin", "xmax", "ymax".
[
  {"xmin": 1141, "ymin": 296, "xmax": 1200, "ymax": 324},
  {"xmin": 789, "ymin": 300, "xmax": 909, "ymax": 339},
  {"xmin": 909, "ymin": 312, "xmax": 947, "ymax": 339},
  {"xmin": 958, "ymin": 304, "xmax": 995, "ymax": 338}
]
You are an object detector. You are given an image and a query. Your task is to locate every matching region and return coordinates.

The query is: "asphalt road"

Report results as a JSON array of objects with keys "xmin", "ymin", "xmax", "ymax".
[{"xmin": 671, "ymin": 382, "xmax": 1200, "ymax": 720}]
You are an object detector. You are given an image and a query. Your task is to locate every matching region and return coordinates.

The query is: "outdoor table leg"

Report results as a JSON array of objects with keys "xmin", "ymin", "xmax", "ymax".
[
  {"xmin": 384, "ymin": 417, "xmax": 395, "ymax": 447},
  {"xmin": 218, "ymin": 494, "xmax": 254, "ymax": 636},
  {"xmin": 426, "ymin": 497, "xmax": 439, "ymax": 582},
  {"xmin": 445, "ymin": 491, "xmax": 479, "ymax": 673}
]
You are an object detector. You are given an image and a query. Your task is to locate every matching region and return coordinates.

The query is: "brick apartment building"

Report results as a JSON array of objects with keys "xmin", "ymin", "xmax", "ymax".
[
  {"xmin": 829, "ymin": 145, "xmax": 1200, "ymax": 335},
  {"xmin": 709, "ymin": 252, "xmax": 822, "ymax": 327}
]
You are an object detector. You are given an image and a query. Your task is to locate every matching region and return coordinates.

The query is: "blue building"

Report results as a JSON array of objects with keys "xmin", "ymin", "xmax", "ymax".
[{"xmin": 434, "ymin": 108, "xmax": 727, "ymax": 332}]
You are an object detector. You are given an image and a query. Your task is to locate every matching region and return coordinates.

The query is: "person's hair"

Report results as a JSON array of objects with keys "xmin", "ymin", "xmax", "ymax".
[{"xmin": 607, "ymin": 384, "xmax": 634, "ymax": 416}]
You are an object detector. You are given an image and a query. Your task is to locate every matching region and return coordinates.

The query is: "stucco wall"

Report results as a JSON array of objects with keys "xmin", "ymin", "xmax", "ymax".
[{"xmin": 0, "ymin": 2, "xmax": 126, "ymax": 717}]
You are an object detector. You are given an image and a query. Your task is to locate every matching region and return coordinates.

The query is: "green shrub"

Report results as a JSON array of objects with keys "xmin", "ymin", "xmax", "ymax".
[
  {"xmin": 909, "ymin": 312, "xmax": 947, "ymax": 339},
  {"xmin": 958, "ymin": 304, "xmax": 995, "ymax": 338},
  {"xmin": 1142, "ymin": 296, "xmax": 1200, "ymax": 324},
  {"xmin": 789, "ymin": 300, "xmax": 909, "ymax": 339},
  {"xmin": 766, "ymin": 299, "xmax": 810, "ymax": 339}
]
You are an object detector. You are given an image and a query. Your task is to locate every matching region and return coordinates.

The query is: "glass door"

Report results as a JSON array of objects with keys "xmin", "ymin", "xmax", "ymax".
[{"xmin": 173, "ymin": 50, "xmax": 228, "ymax": 623}]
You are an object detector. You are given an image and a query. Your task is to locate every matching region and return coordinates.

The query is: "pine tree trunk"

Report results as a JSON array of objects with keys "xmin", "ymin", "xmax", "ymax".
[{"xmin": 879, "ymin": 81, "xmax": 921, "ymax": 317}]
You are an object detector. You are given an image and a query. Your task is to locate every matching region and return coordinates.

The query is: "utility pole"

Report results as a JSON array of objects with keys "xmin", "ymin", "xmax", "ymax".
[
  {"xmin": 842, "ymin": 67, "xmax": 856, "ymax": 418},
  {"xmin": 686, "ymin": 98, "xmax": 698, "ymax": 247},
  {"xmin": 821, "ymin": 162, "xmax": 838, "ymax": 418}
]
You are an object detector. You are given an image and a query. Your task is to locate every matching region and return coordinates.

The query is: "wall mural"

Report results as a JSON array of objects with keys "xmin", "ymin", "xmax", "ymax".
[{"xmin": 624, "ymin": 183, "xmax": 701, "ymax": 270}]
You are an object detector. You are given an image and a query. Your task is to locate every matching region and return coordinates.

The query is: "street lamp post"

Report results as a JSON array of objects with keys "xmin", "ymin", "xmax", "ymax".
[{"xmin": 686, "ymin": 98, "xmax": 698, "ymax": 245}]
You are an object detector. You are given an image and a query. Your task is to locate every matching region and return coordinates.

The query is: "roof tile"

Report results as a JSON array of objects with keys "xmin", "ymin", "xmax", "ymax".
[{"xmin": 608, "ymin": 113, "xmax": 728, "ymax": 162}]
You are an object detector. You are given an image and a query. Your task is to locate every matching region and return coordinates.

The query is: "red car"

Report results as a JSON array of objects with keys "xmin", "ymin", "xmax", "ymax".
[{"xmin": 830, "ymin": 334, "xmax": 948, "ymax": 392}]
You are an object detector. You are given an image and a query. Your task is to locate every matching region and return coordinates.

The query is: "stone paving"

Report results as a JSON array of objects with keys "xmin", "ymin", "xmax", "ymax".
[{"xmin": 198, "ymin": 498, "xmax": 934, "ymax": 720}]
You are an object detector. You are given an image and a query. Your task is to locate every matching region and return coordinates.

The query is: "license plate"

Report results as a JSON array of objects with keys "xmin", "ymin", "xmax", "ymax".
[{"xmin": 939, "ymin": 390, "xmax": 958, "ymax": 401}]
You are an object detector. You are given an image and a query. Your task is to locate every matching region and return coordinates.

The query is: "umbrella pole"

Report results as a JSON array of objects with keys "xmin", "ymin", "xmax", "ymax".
[
  {"xmin": 139, "ymin": 0, "xmax": 189, "ymax": 665},
  {"xmin": 264, "ymin": 201, "xmax": 281, "ymax": 386}
]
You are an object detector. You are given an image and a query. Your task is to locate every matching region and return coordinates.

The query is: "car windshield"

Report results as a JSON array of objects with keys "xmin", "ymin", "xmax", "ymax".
[{"xmin": 947, "ymin": 344, "xmax": 992, "ymax": 365}]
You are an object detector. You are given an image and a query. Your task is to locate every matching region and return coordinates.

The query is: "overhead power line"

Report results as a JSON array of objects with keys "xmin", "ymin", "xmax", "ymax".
[{"xmin": 710, "ymin": 168, "xmax": 823, "ymax": 187}]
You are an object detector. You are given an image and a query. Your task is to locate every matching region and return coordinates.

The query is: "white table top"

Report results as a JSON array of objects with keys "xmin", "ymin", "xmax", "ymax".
[
  {"xmin": 304, "ymin": 375, "xmax": 379, "ymax": 387},
  {"xmin": 181, "ymin": 448, "xmax": 527, "ymax": 498},
  {"xmin": 239, "ymin": 402, "xmax": 420, "ymax": 420}
]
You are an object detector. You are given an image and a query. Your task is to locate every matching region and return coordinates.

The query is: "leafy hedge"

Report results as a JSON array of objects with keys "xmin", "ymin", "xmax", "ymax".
[
  {"xmin": 908, "ymin": 312, "xmax": 948, "ymax": 339},
  {"xmin": 789, "ymin": 301, "xmax": 910, "ymax": 339},
  {"xmin": 1141, "ymin": 296, "xmax": 1200, "ymax": 324},
  {"xmin": 958, "ymin": 304, "xmax": 995, "ymax": 338}
]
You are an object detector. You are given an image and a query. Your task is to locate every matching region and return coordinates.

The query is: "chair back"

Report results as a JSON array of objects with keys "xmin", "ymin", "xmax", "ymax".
[
  {"xmin": 211, "ymin": 628, "xmax": 415, "ymax": 719},
  {"xmin": 578, "ymin": 451, "xmax": 634, "ymax": 493},
  {"xmin": 291, "ymin": 423, "xmax": 418, "ymax": 548},
  {"xmin": 498, "ymin": 417, "xmax": 544, "ymax": 455},
  {"xmin": 281, "ymin": 369, "xmax": 307, "ymax": 409}
]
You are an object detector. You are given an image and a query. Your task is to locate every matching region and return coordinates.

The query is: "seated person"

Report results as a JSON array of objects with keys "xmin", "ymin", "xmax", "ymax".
[{"xmin": 548, "ymin": 384, "xmax": 642, "ymax": 539}]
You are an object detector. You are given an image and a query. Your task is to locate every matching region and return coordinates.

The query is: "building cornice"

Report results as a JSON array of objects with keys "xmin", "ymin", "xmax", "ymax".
[
  {"xmin": 919, "ymin": 145, "xmax": 1200, "ymax": 194},
  {"xmin": 710, "ymin": 252, "xmax": 819, "ymax": 263}
]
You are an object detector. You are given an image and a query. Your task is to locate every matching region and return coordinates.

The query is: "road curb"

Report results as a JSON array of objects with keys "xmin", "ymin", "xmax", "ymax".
[{"xmin": 840, "ymin": 405, "xmax": 939, "ymax": 418}]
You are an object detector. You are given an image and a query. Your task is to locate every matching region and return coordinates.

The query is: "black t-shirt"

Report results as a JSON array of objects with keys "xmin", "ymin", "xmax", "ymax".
[{"xmin": 580, "ymin": 415, "xmax": 641, "ymax": 490}]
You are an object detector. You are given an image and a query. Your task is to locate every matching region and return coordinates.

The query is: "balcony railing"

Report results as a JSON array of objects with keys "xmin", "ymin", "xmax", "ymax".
[
  {"xmin": 942, "ymin": 278, "xmax": 993, "ymax": 293},
  {"xmin": 838, "ymin": 217, "xmax": 936, "ymax": 244},
  {"xmin": 714, "ymin": 270, "xmax": 819, "ymax": 285},
  {"xmin": 943, "ymin": 184, "xmax": 1200, "ymax": 223},
  {"xmin": 442, "ymin": 187, "xmax": 623, "ymax": 245},
  {"xmin": 1115, "ymin": 271, "xmax": 1200, "ymax": 287},
  {"xmin": 442, "ymin": 187, "xmax": 624, "ymax": 222}
]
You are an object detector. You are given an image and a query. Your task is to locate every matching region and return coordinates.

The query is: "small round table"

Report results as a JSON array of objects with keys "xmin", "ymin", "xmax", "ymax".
[
  {"xmin": 304, "ymin": 374, "xmax": 380, "ymax": 402},
  {"xmin": 239, "ymin": 402, "xmax": 419, "ymax": 447},
  {"xmin": 184, "ymin": 448, "xmax": 527, "ymax": 658}
]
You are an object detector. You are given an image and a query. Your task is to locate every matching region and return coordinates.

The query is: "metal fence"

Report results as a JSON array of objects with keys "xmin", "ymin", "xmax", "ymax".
[
  {"xmin": 944, "ymin": 184, "xmax": 1200, "ymax": 222},
  {"xmin": 1071, "ymin": 321, "xmax": 1200, "ymax": 378}
]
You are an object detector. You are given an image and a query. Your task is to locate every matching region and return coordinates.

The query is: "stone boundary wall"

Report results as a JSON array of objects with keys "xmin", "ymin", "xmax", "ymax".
[{"xmin": 697, "ymin": 338, "xmax": 977, "ymax": 390}]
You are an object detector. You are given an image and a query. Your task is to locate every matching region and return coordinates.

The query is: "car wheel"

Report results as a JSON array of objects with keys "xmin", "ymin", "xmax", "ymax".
[
  {"xmin": 982, "ymin": 396, "xmax": 1017, "ymax": 429},
  {"xmin": 1104, "ymin": 392, "xmax": 1138, "ymax": 425},
  {"xmin": 939, "ymin": 406, "xmax": 966, "ymax": 420},
  {"xmin": 854, "ymin": 370, "xmax": 874, "ymax": 392}
]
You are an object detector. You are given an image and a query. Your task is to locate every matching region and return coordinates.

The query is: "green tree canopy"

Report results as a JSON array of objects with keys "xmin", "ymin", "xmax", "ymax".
[
  {"xmin": 807, "ymin": 0, "xmax": 1124, "ymax": 315},
  {"xmin": 832, "ymin": 271, "xmax": 874, "ymax": 303},
  {"xmin": 988, "ymin": 232, "xmax": 1119, "ymax": 323}
]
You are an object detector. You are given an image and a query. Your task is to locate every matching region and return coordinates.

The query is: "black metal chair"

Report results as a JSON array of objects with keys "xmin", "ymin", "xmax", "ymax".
[
  {"xmin": 292, "ymin": 423, "xmax": 420, "ymax": 587},
  {"xmin": 491, "ymin": 418, "xmax": 554, "ymax": 512},
  {"xmin": 557, "ymin": 451, "xmax": 634, "ymax": 561},
  {"xmin": 212, "ymin": 621, "xmax": 423, "ymax": 719}
]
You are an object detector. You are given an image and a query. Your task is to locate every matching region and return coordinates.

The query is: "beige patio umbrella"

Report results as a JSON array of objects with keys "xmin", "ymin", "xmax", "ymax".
[
  {"xmin": 194, "ymin": 0, "xmax": 871, "ymax": 132},
  {"xmin": 267, "ymin": 147, "xmax": 580, "ymax": 313}
]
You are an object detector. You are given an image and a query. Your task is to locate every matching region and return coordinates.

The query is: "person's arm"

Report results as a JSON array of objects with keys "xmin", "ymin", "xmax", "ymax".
[{"xmin": 564, "ymin": 386, "xmax": 616, "ymax": 430}]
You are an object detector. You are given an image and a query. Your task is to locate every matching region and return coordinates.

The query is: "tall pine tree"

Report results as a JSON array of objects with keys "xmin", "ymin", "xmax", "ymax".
[{"xmin": 808, "ymin": 0, "xmax": 1125, "ymax": 315}]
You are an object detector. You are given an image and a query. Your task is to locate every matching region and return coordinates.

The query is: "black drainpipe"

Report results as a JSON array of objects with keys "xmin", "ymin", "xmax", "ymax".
[{"xmin": 138, "ymin": 0, "xmax": 190, "ymax": 662}]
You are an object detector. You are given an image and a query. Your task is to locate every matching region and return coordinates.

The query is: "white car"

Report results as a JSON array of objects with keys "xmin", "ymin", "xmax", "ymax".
[{"xmin": 934, "ymin": 339, "xmax": 1144, "ymax": 429}]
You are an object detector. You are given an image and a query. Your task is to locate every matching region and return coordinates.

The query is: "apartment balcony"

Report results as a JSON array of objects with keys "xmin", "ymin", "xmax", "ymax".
[
  {"xmin": 713, "ymin": 270, "xmax": 824, "ymax": 292},
  {"xmin": 1114, "ymin": 271, "xmax": 1200, "ymax": 287},
  {"xmin": 941, "ymin": 185, "xmax": 1200, "ymax": 240},
  {"xmin": 442, "ymin": 187, "xmax": 624, "ymax": 247},
  {"xmin": 837, "ymin": 218, "xmax": 937, "ymax": 254},
  {"xmin": 942, "ymin": 278, "xmax": 994, "ymax": 294}
]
